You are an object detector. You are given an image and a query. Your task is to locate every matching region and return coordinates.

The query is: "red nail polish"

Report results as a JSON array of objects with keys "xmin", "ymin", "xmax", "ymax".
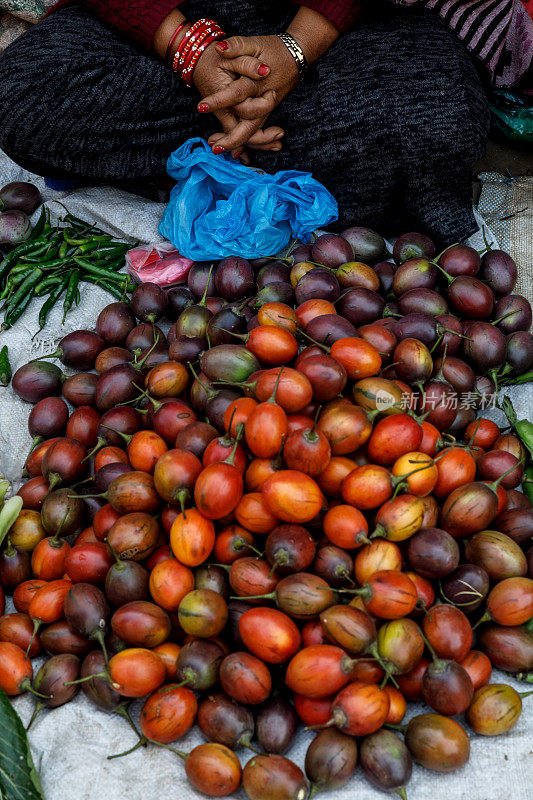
[
  {"xmin": 233, "ymin": 150, "xmax": 243, "ymax": 158},
  {"xmin": 213, "ymin": 145, "xmax": 225, "ymax": 155},
  {"xmin": 257, "ymin": 64, "xmax": 269, "ymax": 76},
  {"xmin": 197, "ymin": 103, "xmax": 209, "ymax": 113},
  {"xmin": 216, "ymin": 40, "xmax": 228, "ymax": 51}
]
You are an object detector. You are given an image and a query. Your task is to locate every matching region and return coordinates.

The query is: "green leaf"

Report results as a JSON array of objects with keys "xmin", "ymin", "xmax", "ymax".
[{"xmin": 0, "ymin": 688, "xmax": 46, "ymax": 800}]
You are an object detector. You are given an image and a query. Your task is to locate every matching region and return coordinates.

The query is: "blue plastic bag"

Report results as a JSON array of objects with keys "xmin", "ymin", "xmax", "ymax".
[{"xmin": 159, "ymin": 138, "xmax": 338, "ymax": 260}]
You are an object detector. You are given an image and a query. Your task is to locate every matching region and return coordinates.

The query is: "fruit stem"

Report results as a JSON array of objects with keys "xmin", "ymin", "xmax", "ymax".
[
  {"xmin": 101, "ymin": 424, "xmax": 131, "ymax": 445},
  {"xmin": 198, "ymin": 264, "xmax": 215, "ymax": 308},
  {"xmin": 23, "ymin": 681, "xmax": 52, "ymax": 700},
  {"xmin": 82, "ymin": 436, "xmax": 107, "ymax": 463},
  {"xmin": 369, "ymin": 524, "xmax": 386, "ymax": 540},
  {"xmin": 518, "ymin": 691, "xmax": 533, "ymax": 698},
  {"xmin": 107, "ymin": 737, "xmax": 148, "ymax": 760},
  {"xmin": 25, "ymin": 619, "xmax": 41, "ymax": 658},
  {"xmin": 489, "ymin": 457, "xmax": 525, "ymax": 493},
  {"xmin": 243, "ymin": 742, "xmax": 262, "ymax": 756},
  {"xmin": 491, "ymin": 310, "xmax": 516, "ymax": 327},
  {"xmin": 297, "ymin": 328, "xmax": 329, "ymax": 352},
  {"xmin": 267, "ymin": 365, "xmax": 285, "ymax": 404},
  {"xmin": 418, "ymin": 629, "xmax": 440, "ymax": 663},
  {"xmin": 133, "ymin": 332, "xmax": 160, "ymax": 371},
  {"xmin": 384, "ymin": 722, "xmax": 407, "ymax": 734},
  {"xmin": 94, "ymin": 628, "xmax": 109, "ymax": 665},
  {"xmin": 29, "ymin": 348, "xmax": 63, "ymax": 363},
  {"xmin": 396, "ymin": 786, "xmax": 409, "ymax": 800},
  {"xmin": 229, "ymin": 591, "xmax": 276, "ymax": 601},
  {"xmin": 115, "ymin": 703, "xmax": 142, "ymax": 736},
  {"xmin": 305, "ymin": 719, "xmax": 335, "ymax": 732},
  {"xmin": 64, "ymin": 671, "xmax": 109, "ymax": 686},
  {"xmin": 187, "ymin": 361, "xmax": 214, "ymax": 397},
  {"xmin": 26, "ymin": 701, "xmax": 43, "ymax": 730},
  {"xmin": 212, "ymin": 326, "xmax": 248, "ymax": 341},
  {"xmin": 431, "ymin": 261, "xmax": 453, "ymax": 284}
]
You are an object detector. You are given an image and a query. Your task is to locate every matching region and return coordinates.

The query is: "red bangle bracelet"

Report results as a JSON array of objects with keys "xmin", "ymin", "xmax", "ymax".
[
  {"xmin": 176, "ymin": 21, "xmax": 220, "ymax": 74},
  {"xmin": 165, "ymin": 22, "xmax": 186, "ymax": 65},
  {"xmin": 173, "ymin": 18, "xmax": 207, "ymax": 72},
  {"xmin": 180, "ymin": 25, "xmax": 220, "ymax": 74},
  {"xmin": 172, "ymin": 18, "xmax": 225, "ymax": 85},
  {"xmin": 181, "ymin": 30, "xmax": 225, "ymax": 86}
]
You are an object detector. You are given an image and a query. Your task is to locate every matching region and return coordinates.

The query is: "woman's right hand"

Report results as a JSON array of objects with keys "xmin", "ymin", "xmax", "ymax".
[{"xmin": 193, "ymin": 42, "xmax": 285, "ymax": 156}]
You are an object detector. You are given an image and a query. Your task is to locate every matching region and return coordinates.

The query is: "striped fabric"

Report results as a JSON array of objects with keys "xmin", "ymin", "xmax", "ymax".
[{"xmin": 392, "ymin": 0, "xmax": 533, "ymax": 86}]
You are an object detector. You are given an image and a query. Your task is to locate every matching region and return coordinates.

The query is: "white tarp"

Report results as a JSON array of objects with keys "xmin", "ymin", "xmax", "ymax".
[{"xmin": 0, "ymin": 151, "xmax": 531, "ymax": 800}]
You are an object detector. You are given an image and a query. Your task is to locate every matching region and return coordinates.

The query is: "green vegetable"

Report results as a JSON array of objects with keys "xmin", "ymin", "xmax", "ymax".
[
  {"xmin": 500, "ymin": 396, "xmax": 533, "ymax": 459},
  {"xmin": 35, "ymin": 279, "xmax": 69, "ymax": 335},
  {"xmin": 80, "ymin": 276, "xmax": 128, "ymax": 301},
  {"xmin": 2, "ymin": 288, "xmax": 35, "ymax": 330},
  {"xmin": 524, "ymin": 465, "xmax": 533, "ymax": 506},
  {"xmin": 501, "ymin": 369, "xmax": 533, "ymax": 386},
  {"xmin": 74, "ymin": 257, "xmax": 129, "ymax": 284},
  {"xmin": 62, "ymin": 269, "xmax": 80, "ymax": 324},
  {"xmin": 3, "ymin": 268, "xmax": 43, "ymax": 318},
  {"xmin": 0, "ymin": 687, "xmax": 46, "ymax": 800},
  {"xmin": 0, "ymin": 479, "xmax": 9, "ymax": 506},
  {"xmin": 0, "ymin": 237, "xmax": 49, "ymax": 285},
  {"xmin": 17, "ymin": 242, "xmax": 50, "ymax": 262},
  {"xmin": 0, "ymin": 345, "xmax": 11, "ymax": 386},
  {"xmin": 29, "ymin": 206, "xmax": 47, "ymax": 240},
  {"xmin": 0, "ymin": 495, "xmax": 23, "ymax": 548},
  {"xmin": 34, "ymin": 275, "xmax": 65, "ymax": 296}
]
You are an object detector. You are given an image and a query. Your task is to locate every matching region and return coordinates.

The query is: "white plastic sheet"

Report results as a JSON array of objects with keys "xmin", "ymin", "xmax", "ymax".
[{"xmin": 0, "ymin": 151, "xmax": 531, "ymax": 800}]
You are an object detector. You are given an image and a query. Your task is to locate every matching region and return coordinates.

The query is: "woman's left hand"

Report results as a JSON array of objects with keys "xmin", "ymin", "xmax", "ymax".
[{"xmin": 198, "ymin": 35, "xmax": 299, "ymax": 153}]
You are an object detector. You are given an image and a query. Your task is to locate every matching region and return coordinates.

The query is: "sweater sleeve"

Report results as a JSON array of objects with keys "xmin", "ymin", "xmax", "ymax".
[
  {"xmin": 291, "ymin": 0, "xmax": 365, "ymax": 31},
  {"xmin": 52, "ymin": 0, "xmax": 186, "ymax": 49}
]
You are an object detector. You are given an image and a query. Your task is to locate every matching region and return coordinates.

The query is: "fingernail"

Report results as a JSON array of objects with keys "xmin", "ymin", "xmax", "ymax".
[
  {"xmin": 274, "ymin": 132, "xmax": 284, "ymax": 139},
  {"xmin": 233, "ymin": 150, "xmax": 244, "ymax": 158},
  {"xmin": 213, "ymin": 145, "xmax": 225, "ymax": 155},
  {"xmin": 257, "ymin": 64, "xmax": 269, "ymax": 76},
  {"xmin": 216, "ymin": 40, "xmax": 228, "ymax": 51},
  {"xmin": 197, "ymin": 103, "xmax": 209, "ymax": 113}
]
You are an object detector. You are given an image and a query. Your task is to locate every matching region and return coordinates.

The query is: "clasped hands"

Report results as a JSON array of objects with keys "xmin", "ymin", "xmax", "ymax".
[{"xmin": 193, "ymin": 35, "xmax": 300, "ymax": 161}]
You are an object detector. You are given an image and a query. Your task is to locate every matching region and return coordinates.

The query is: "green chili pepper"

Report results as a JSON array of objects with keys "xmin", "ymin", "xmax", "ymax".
[
  {"xmin": 0, "ymin": 236, "xmax": 49, "ymax": 284},
  {"xmin": 34, "ymin": 275, "xmax": 66, "ymax": 296},
  {"xmin": 18, "ymin": 242, "xmax": 51, "ymax": 262},
  {"xmin": 81, "ymin": 276, "xmax": 128, "ymax": 301},
  {"xmin": 35, "ymin": 278, "xmax": 69, "ymax": 335},
  {"xmin": 64, "ymin": 214, "xmax": 107, "ymax": 236},
  {"xmin": 10, "ymin": 262, "xmax": 37, "ymax": 275},
  {"xmin": 62, "ymin": 269, "xmax": 80, "ymax": 324},
  {"xmin": 0, "ymin": 345, "xmax": 11, "ymax": 386},
  {"xmin": 41, "ymin": 258, "xmax": 75, "ymax": 271},
  {"xmin": 74, "ymin": 257, "xmax": 130, "ymax": 283},
  {"xmin": 6, "ymin": 266, "xmax": 35, "ymax": 290},
  {"xmin": 30, "ymin": 206, "xmax": 47, "ymax": 239},
  {"xmin": 92, "ymin": 255, "xmax": 127, "ymax": 272},
  {"xmin": 64, "ymin": 231, "xmax": 112, "ymax": 247},
  {"xmin": 502, "ymin": 370, "xmax": 533, "ymax": 386},
  {"xmin": 97, "ymin": 244, "xmax": 132, "ymax": 260},
  {"xmin": 59, "ymin": 241, "xmax": 68, "ymax": 259},
  {"xmin": 3, "ymin": 267, "xmax": 43, "ymax": 318},
  {"xmin": 2, "ymin": 288, "xmax": 34, "ymax": 330}
]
